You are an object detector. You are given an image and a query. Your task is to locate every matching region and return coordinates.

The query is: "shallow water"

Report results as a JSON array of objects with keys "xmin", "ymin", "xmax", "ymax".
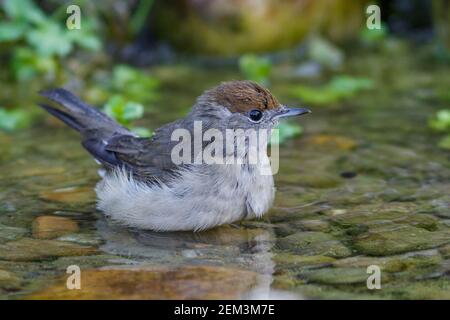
[{"xmin": 0, "ymin": 46, "xmax": 449, "ymax": 299}]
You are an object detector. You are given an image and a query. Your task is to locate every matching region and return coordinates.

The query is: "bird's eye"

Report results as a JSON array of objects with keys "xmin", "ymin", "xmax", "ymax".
[{"xmin": 248, "ymin": 109, "xmax": 263, "ymax": 122}]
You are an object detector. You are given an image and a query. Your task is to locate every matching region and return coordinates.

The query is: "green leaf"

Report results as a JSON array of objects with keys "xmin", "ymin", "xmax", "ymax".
[
  {"xmin": 291, "ymin": 86, "xmax": 342, "ymax": 105},
  {"xmin": 360, "ymin": 23, "xmax": 388, "ymax": 44},
  {"xmin": 438, "ymin": 135, "xmax": 450, "ymax": 150},
  {"xmin": 0, "ymin": 22, "xmax": 28, "ymax": 41},
  {"xmin": 11, "ymin": 47, "xmax": 57, "ymax": 81},
  {"xmin": 270, "ymin": 122, "xmax": 303, "ymax": 145},
  {"xmin": 110, "ymin": 65, "xmax": 159, "ymax": 103},
  {"xmin": 103, "ymin": 95, "xmax": 145, "ymax": 126},
  {"xmin": 328, "ymin": 76, "xmax": 374, "ymax": 94},
  {"xmin": 308, "ymin": 37, "xmax": 344, "ymax": 69},
  {"xmin": 26, "ymin": 23, "xmax": 73, "ymax": 57},
  {"xmin": 65, "ymin": 20, "xmax": 102, "ymax": 52},
  {"xmin": 67, "ymin": 29, "xmax": 102, "ymax": 52},
  {"xmin": 429, "ymin": 110, "xmax": 450, "ymax": 132},
  {"xmin": 291, "ymin": 75, "xmax": 374, "ymax": 105},
  {"xmin": 239, "ymin": 54, "xmax": 272, "ymax": 86},
  {"xmin": 3, "ymin": 0, "xmax": 45, "ymax": 23},
  {"xmin": 131, "ymin": 127, "xmax": 152, "ymax": 138},
  {"xmin": 0, "ymin": 107, "xmax": 31, "ymax": 132},
  {"xmin": 123, "ymin": 102, "xmax": 144, "ymax": 121}
]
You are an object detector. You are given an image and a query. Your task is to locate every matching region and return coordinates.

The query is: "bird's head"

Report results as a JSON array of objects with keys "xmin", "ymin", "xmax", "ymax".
[{"xmin": 191, "ymin": 80, "xmax": 310, "ymax": 130}]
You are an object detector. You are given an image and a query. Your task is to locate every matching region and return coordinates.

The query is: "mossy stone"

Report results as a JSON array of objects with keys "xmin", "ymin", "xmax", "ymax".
[
  {"xmin": 353, "ymin": 225, "xmax": 450, "ymax": 256},
  {"xmin": 277, "ymin": 232, "xmax": 352, "ymax": 258}
]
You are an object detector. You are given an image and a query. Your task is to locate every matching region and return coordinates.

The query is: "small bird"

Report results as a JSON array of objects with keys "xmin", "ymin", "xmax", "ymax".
[{"xmin": 39, "ymin": 81, "xmax": 310, "ymax": 231}]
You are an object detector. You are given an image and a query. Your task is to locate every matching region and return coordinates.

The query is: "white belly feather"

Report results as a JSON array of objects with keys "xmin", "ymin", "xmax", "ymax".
[{"xmin": 95, "ymin": 162, "xmax": 275, "ymax": 231}]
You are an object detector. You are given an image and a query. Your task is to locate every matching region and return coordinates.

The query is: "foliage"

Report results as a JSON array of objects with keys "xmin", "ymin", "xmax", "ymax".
[
  {"xmin": 290, "ymin": 75, "xmax": 374, "ymax": 105},
  {"xmin": 307, "ymin": 37, "xmax": 344, "ymax": 70},
  {"xmin": 360, "ymin": 23, "xmax": 388, "ymax": 45},
  {"xmin": 98, "ymin": 64, "xmax": 160, "ymax": 137},
  {"xmin": 129, "ymin": 0, "xmax": 155, "ymax": 36},
  {"xmin": 0, "ymin": 107, "xmax": 32, "ymax": 132},
  {"xmin": 429, "ymin": 110, "xmax": 450, "ymax": 132},
  {"xmin": 438, "ymin": 135, "xmax": 450, "ymax": 150},
  {"xmin": 270, "ymin": 121, "xmax": 303, "ymax": 145},
  {"xmin": 429, "ymin": 109, "xmax": 450, "ymax": 150},
  {"xmin": 0, "ymin": 0, "xmax": 101, "ymax": 81},
  {"xmin": 103, "ymin": 95, "xmax": 152, "ymax": 137},
  {"xmin": 238, "ymin": 54, "xmax": 272, "ymax": 86},
  {"xmin": 110, "ymin": 65, "xmax": 159, "ymax": 103}
]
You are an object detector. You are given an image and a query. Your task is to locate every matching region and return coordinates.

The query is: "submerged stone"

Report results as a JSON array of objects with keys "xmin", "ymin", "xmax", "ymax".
[
  {"xmin": 308, "ymin": 134, "xmax": 357, "ymax": 151},
  {"xmin": 380, "ymin": 279, "xmax": 450, "ymax": 299},
  {"xmin": 438, "ymin": 244, "xmax": 450, "ymax": 259},
  {"xmin": 353, "ymin": 225, "xmax": 450, "ymax": 256},
  {"xmin": 277, "ymin": 232, "xmax": 352, "ymax": 258},
  {"xmin": 0, "ymin": 269, "xmax": 21, "ymax": 290},
  {"xmin": 274, "ymin": 253, "xmax": 335, "ymax": 269},
  {"xmin": 297, "ymin": 219, "xmax": 331, "ymax": 232},
  {"xmin": 57, "ymin": 233, "xmax": 102, "ymax": 246},
  {"xmin": 0, "ymin": 238, "xmax": 97, "ymax": 261},
  {"xmin": 303, "ymin": 267, "xmax": 370, "ymax": 285},
  {"xmin": 28, "ymin": 265, "xmax": 258, "ymax": 299},
  {"xmin": 32, "ymin": 216, "xmax": 79, "ymax": 239},
  {"xmin": 0, "ymin": 223, "xmax": 27, "ymax": 242},
  {"xmin": 39, "ymin": 186, "xmax": 95, "ymax": 204}
]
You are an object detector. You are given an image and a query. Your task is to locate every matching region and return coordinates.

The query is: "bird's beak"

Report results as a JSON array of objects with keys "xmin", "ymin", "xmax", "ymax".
[{"xmin": 272, "ymin": 106, "xmax": 311, "ymax": 120}]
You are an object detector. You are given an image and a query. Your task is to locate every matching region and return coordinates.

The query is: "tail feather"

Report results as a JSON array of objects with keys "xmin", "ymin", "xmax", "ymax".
[
  {"xmin": 39, "ymin": 88, "xmax": 132, "ymax": 167},
  {"xmin": 38, "ymin": 103, "xmax": 84, "ymax": 132},
  {"xmin": 40, "ymin": 88, "xmax": 106, "ymax": 121},
  {"xmin": 39, "ymin": 88, "xmax": 129, "ymax": 137}
]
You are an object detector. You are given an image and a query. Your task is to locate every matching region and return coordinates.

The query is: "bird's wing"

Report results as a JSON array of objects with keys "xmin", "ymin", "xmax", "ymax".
[{"xmin": 105, "ymin": 120, "xmax": 188, "ymax": 181}]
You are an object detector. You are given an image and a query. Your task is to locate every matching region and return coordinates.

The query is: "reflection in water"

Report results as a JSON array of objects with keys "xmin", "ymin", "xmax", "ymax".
[{"xmin": 96, "ymin": 218, "xmax": 300, "ymax": 299}]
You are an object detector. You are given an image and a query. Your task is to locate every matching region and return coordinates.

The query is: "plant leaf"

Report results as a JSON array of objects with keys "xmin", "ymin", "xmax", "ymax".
[
  {"xmin": 0, "ymin": 107, "xmax": 31, "ymax": 132},
  {"xmin": 270, "ymin": 122, "xmax": 303, "ymax": 145},
  {"xmin": 438, "ymin": 135, "xmax": 450, "ymax": 150},
  {"xmin": 0, "ymin": 22, "xmax": 27, "ymax": 41}
]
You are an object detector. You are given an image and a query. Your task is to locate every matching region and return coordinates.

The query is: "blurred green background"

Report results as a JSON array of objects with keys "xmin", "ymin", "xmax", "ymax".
[
  {"xmin": 1, "ymin": 0, "xmax": 450, "ymax": 301},
  {"xmin": 0, "ymin": 0, "xmax": 448, "ymax": 145}
]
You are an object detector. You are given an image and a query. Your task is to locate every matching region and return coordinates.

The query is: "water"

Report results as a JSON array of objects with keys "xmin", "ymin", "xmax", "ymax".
[{"xmin": 0, "ymin": 45, "xmax": 449, "ymax": 299}]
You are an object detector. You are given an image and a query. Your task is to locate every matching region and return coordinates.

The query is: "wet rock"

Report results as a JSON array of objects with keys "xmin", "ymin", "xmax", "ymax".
[
  {"xmin": 0, "ymin": 223, "xmax": 27, "ymax": 242},
  {"xmin": 295, "ymin": 284, "xmax": 380, "ymax": 299},
  {"xmin": 274, "ymin": 253, "xmax": 335, "ymax": 269},
  {"xmin": 429, "ymin": 199, "xmax": 450, "ymax": 219},
  {"xmin": 0, "ymin": 269, "xmax": 21, "ymax": 289},
  {"xmin": 297, "ymin": 219, "xmax": 331, "ymax": 232},
  {"xmin": 326, "ymin": 209, "xmax": 348, "ymax": 216},
  {"xmin": 51, "ymin": 254, "xmax": 123, "ymax": 271},
  {"xmin": 381, "ymin": 279, "xmax": 450, "ymax": 299},
  {"xmin": 28, "ymin": 265, "xmax": 258, "ymax": 299},
  {"xmin": 277, "ymin": 232, "xmax": 352, "ymax": 258},
  {"xmin": 39, "ymin": 186, "xmax": 95, "ymax": 204},
  {"xmin": 439, "ymin": 244, "xmax": 450, "ymax": 259},
  {"xmin": 329, "ymin": 203, "xmax": 446, "ymax": 235},
  {"xmin": 332, "ymin": 251, "xmax": 442, "ymax": 274},
  {"xmin": 295, "ymin": 173, "xmax": 342, "ymax": 189},
  {"xmin": 303, "ymin": 267, "xmax": 370, "ymax": 285},
  {"xmin": 272, "ymin": 274, "xmax": 306, "ymax": 290},
  {"xmin": 353, "ymin": 225, "xmax": 450, "ymax": 256},
  {"xmin": 32, "ymin": 216, "xmax": 79, "ymax": 239},
  {"xmin": 0, "ymin": 238, "xmax": 97, "ymax": 261},
  {"xmin": 57, "ymin": 233, "xmax": 102, "ymax": 246},
  {"xmin": 308, "ymin": 134, "xmax": 357, "ymax": 151}
]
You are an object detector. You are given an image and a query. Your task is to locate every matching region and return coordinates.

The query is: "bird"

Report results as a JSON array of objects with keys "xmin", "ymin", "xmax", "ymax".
[{"xmin": 39, "ymin": 80, "xmax": 310, "ymax": 232}]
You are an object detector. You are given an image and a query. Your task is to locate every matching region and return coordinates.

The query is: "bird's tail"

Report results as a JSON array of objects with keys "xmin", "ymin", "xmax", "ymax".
[
  {"xmin": 39, "ymin": 88, "xmax": 129, "ymax": 137},
  {"xmin": 39, "ymin": 88, "xmax": 131, "ymax": 166}
]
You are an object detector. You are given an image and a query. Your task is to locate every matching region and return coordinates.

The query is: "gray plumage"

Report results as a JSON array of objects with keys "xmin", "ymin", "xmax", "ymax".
[{"xmin": 39, "ymin": 81, "xmax": 310, "ymax": 231}]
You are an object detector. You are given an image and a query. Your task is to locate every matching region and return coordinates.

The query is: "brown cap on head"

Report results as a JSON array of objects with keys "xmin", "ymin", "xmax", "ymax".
[{"xmin": 204, "ymin": 80, "xmax": 280, "ymax": 113}]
